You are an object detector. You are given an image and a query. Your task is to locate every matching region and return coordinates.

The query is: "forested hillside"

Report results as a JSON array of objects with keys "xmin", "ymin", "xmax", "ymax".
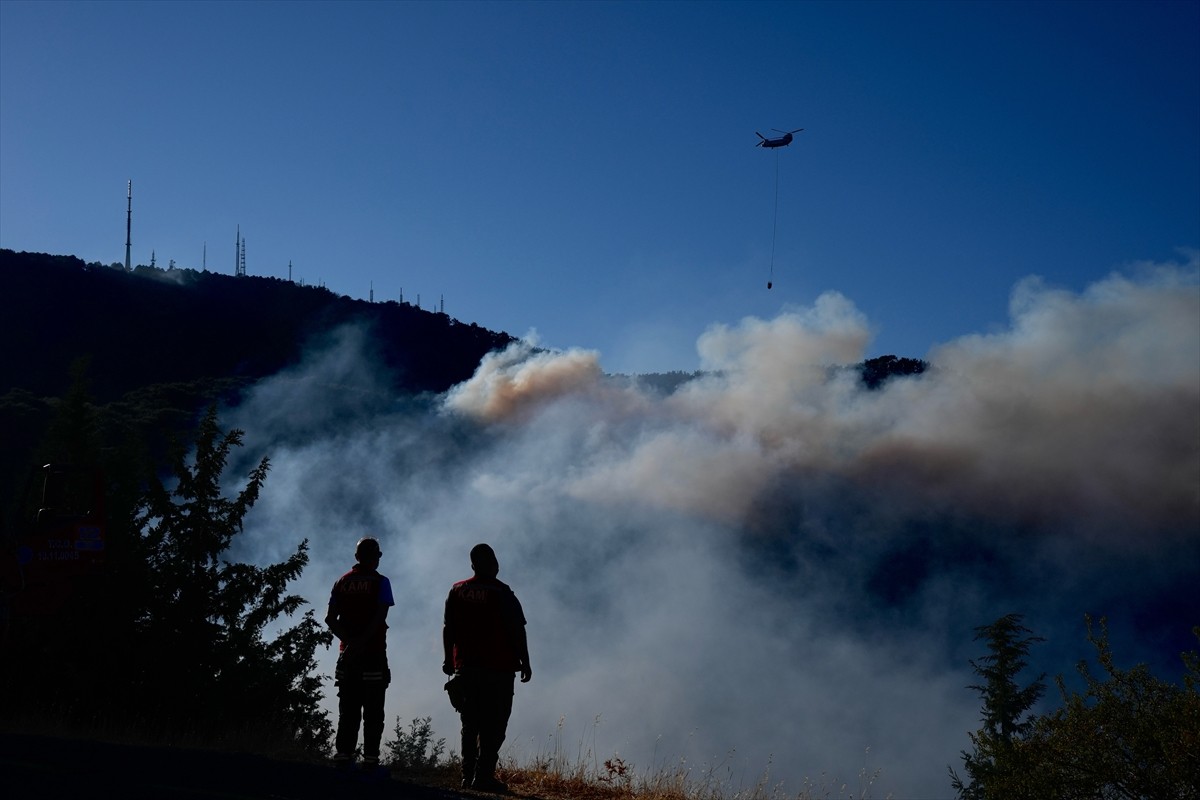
[
  {"xmin": 0, "ymin": 249, "xmax": 518, "ymax": 515},
  {"xmin": 1, "ymin": 249, "xmax": 516, "ymax": 402}
]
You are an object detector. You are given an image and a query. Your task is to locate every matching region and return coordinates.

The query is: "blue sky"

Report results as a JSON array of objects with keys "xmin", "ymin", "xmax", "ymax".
[{"xmin": 2, "ymin": 0, "xmax": 1197, "ymax": 374}]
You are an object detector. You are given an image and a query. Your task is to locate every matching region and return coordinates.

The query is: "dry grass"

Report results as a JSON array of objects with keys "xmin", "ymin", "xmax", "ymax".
[
  {"xmin": 465, "ymin": 717, "xmax": 890, "ymax": 800},
  {"xmin": 494, "ymin": 758, "xmax": 886, "ymax": 800}
]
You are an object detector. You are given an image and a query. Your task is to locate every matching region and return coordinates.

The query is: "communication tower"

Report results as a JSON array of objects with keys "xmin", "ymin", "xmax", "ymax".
[
  {"xmin": 124, "ymin": 181, "xmax": 132, "ymax": 271},
  {"xmin": 235, "ymin": 226, "xmax": 246, "ymax": 277}
]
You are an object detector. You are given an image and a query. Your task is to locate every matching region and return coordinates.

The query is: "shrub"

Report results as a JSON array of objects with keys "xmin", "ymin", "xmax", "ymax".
[{"xmin": 384, "ymin": 715, "xmax": 447, "ymax": 769}]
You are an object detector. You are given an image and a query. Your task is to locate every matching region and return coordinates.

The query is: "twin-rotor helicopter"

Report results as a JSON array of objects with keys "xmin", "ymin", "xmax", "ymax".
[{"xmin": 755, "ymin": 128, "xmax": 803, "ymax": 148}]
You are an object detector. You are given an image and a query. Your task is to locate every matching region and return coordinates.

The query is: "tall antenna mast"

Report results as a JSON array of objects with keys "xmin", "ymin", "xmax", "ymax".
[
  {"xmin": 124, "ymin": 181, "xmax": 132, "ymax": 271},
  {"xmin": 235, "ymin": 226, "xmax": 246, "ymax": 276}
]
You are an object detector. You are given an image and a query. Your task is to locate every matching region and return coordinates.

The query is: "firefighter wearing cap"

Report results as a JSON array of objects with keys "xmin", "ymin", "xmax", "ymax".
[
  {"xmin": 443, "ymin": 543, "xmax": 532, "ymax": 792},
  {"xmin": 326, "ymin": 536, "xmax": 394, "ymax": 769}
]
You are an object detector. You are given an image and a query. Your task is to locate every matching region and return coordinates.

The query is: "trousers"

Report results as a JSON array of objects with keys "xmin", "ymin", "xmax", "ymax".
[
  {"xmin": 334, "ymin": 652, "xmax": 390, "ymax": 762},
  {"xmin": 456, "ymin": 670, "xmax": 515, "ymax": 781}
]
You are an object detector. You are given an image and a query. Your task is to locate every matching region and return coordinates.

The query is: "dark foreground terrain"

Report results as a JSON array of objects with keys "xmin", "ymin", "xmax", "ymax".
[{"xmin": 1, "ymin": 733, "xmax": 477, "ymax": 800}]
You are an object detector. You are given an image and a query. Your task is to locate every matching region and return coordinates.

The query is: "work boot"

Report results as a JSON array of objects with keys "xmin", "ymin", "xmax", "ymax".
[
  {"xmin": 473, "ymin": 751, "xmax": 504, "ymax": 792},
  {"xmin": 471, "ymin": 775, "xmax": 509, "ymax": 793},
  {"xmin": 470, "ymin": 777, "xmax": 508, "ymax": 796},
  {"xmin": 361, "ymin": 756, "xmax": 387, "ymax": 779}
]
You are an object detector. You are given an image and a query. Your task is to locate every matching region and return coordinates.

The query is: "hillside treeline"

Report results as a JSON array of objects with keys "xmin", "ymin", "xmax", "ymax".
[
  {"xmin": 1, "ymin": 249, "xmax": 516, "ymax": 403},
  {"xmin": 0, "ymin": 249, "xmax": 517, "ymax": 525}
]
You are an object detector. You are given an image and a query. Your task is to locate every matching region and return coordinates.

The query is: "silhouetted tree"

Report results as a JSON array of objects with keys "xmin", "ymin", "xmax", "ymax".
[
  {"xmin": 131, "ymin": 406, "xmax": 333, "ymax": 753},
  {"xmin": 951, "ymin": 613, "xmax": 1046, "ymax": 799}
]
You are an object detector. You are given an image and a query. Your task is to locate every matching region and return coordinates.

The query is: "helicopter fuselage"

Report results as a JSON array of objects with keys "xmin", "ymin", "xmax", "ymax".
[{"xmin": 756, "ymin": 128, "xmax": 803, "ymax": 148}]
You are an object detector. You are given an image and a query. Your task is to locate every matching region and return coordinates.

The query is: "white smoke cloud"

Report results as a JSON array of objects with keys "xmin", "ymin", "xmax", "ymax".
[{"xmin": 226, "ymin": 255, "xmax": 1199, "ymax": 799}]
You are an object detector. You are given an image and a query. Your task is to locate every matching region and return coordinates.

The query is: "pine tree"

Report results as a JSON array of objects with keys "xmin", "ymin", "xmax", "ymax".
[
  {"xmin": 950, "ymin": 613, "xmax": 1046, "ymax": 799},
  {"xmin": 131, "ymin": 406, "xmax": 333, "ymax": 753}
]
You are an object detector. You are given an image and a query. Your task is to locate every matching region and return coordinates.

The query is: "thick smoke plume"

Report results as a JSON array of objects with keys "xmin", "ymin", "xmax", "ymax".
[{"xmin": 227, "ymin": 256, "xmax": 1198, "ymax": 798}]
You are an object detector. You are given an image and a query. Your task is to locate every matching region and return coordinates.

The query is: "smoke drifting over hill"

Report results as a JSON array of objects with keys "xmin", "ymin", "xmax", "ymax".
[{"xmin": 226, "ymin": 256, "xmax": 1198, "ymax": 798}]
